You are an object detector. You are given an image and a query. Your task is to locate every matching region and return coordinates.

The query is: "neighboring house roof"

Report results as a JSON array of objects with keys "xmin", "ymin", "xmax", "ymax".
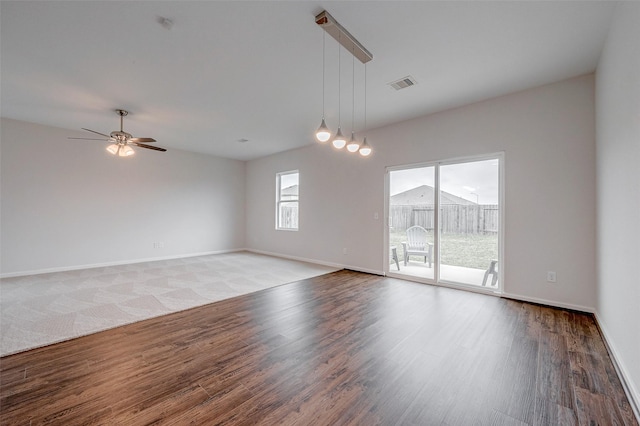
[
  {"xmin": 391, "ymin": 185, "xmax": 475, "ymax": 205},
  {"xmin": 281, "ymin": 184, "xmax": 298, "ymax": 200}
]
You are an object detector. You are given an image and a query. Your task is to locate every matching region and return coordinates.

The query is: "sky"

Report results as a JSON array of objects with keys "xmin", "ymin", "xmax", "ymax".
[{"xmin": 390, "ymin": 158, "xmax": 500, "ymax": 204}]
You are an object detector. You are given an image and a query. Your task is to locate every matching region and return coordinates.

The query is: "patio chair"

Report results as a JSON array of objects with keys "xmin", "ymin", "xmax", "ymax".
[
  {"xmin": 482, "ymin": 260, "xmax": 498, "ymax": 286},
  {"xmin": 390, "ymin": 246, "xmax": 400, "ymax": 271},
  {"xmin": 402, "ymin": 226, "xmax": 433, "ymax": 267}
]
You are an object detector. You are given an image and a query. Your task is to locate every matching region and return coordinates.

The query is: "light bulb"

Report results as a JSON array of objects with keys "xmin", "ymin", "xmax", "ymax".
[
  {"xmin": 346, "ymin": 132, "xmax": 360, "ymax": 152},
  {"xmin": 359, "ymin": 137, "xmax": 372, "ymax": 157},
  {"xmin": 315, "ymin": 118, "xmax": 331, "ymax": 142},
  {"xmin": 332, "ymin": 127, "xmax": 346, "ymax": 149}
]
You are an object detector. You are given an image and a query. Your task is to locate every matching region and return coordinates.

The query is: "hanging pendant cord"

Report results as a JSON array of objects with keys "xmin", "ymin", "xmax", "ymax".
[
  {"xmin": 352, "ymin": 47, "xmax": 355, "ymax": 133},
  {"xmin": 322, "ymin": 31, "xmax": 325, "ymax": 118},
  {"xmin": 364, "ymin": 63, "xmax": 367, "ymax": 132},
  {"xmin": 338, "ymin": 32, "xmax": 341, "ymax": 128}
]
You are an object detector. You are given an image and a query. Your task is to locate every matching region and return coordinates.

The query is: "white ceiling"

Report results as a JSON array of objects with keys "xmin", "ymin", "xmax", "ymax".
[{"xmin": 1, "ymin": 1, "xmax": 616, "ymax": 161}]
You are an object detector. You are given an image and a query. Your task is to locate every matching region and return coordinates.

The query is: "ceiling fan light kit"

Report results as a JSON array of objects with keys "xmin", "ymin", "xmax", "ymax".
[
  {"xmin": 106, "ymin": 143, "xmax": 135, "ymax": 157},
  {"xmin": 69, "ymin": 109, "xmax": 167, "ymax": 157},
  {"xmin": 315, "ymin": 10, "xmax": 373, "ymax": 158}
]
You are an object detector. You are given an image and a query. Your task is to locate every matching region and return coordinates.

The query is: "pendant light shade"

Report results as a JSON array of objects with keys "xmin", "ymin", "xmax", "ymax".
[
  {"xmin": 359, "ymin": 136, "xmax": 372, "ymax": 156},
  {"xmin": 315, "ymin": 118, "xmax": 331, "ymax": 142},
  {"xmin": 332, "ymin": 127, "xmax": 346, "ymax": 149},
  {"xmin": 347, "ymin": 131, "xmax": 360, "ymax": 152},
  {"xmin": 106, "ymin": 144, "xmax": 119, "ymax": 155}
]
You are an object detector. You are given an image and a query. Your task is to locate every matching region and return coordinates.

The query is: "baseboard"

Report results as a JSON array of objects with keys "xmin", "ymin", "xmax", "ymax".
[
  {"xmin": 241, "ymin": 254, "xmax": 601, "ymax": 312},
  {"xmin": 501, "ymin": 291, "xmax": 595, "ymax": 314},
  {"xmin": 246, "ymin": 249, "xmax": 384, "ymax": 276},
  {"xmin": 0, "ymin": 249, "xmax": 245, "ymax": 278},
  {"xmin": 593, "ymin": 311, "xmax": 640, "ymax": 422}
]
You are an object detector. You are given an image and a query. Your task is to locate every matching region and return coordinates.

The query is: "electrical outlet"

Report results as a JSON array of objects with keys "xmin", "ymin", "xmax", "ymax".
[
  {"xmin": 374, "ymin": 212, "xmax": 379, "ymax": 220},
  {"xmin": 343, "ymin": 248, "xmax": 348, "ymax": 255},
  {"xmin": 547, "ymin": 271, "xmax": 557, "ymax": 283}
]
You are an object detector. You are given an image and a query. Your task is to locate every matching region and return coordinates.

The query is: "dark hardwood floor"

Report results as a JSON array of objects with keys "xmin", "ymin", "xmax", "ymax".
[{"xmin": 0, "ymin": 270, "xmax": 637, "ymax": 425}]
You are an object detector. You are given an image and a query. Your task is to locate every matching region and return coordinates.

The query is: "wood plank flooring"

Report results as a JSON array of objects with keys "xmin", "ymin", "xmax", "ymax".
[{"xmin": 0, "ymin": 270, "xmax": 637, "ymax": 425}]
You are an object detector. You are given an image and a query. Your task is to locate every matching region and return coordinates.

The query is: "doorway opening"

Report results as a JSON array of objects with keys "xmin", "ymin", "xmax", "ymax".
[{"xmin": 386, "ymin": 154, "xmax": 503, "ymax": 292}]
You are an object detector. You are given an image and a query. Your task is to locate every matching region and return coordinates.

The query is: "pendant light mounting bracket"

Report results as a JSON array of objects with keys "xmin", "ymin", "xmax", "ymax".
[{"xmin": 316, "ymin": 10, "xmax": 372, "ymax": 64}]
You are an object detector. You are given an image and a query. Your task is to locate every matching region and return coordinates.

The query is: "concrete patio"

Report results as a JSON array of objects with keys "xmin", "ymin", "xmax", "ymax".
[{"xmin": 389, "ymin": 260, "xmax": 498, "ymax": 289}]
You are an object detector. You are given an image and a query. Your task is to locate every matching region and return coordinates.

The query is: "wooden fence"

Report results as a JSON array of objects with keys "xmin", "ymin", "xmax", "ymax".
[
  {"xmin": 279, "ymin": 205, "xmax": 299, "ymax": 229},
  {"xmin": 390, "ymin": 204, "xmax": 498, "ymax": 234}
]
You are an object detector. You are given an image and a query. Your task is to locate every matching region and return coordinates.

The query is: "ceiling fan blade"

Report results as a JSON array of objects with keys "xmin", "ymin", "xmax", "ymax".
[
  {"xmin": 131, "ymin": 142, "xmax": 167, "ymax": 152},
  {"xmin": 68, "ymin": 137, "xmax": 110, "ymax": 141},
  {"xmin": 129, "ymin": 137, "xmax": 156, "ymax": 143},
  {"xmin": 81, "ymin": 128, "xmax": 111, "ymax": 138}
]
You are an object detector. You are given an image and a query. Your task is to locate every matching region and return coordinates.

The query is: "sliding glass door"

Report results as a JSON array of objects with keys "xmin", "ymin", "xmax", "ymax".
[
  {"xmin": 388, "ymin": 166, "xmax": 436, "ymax": 280},
  {"xmin": 387, "ymin": 155, "xmax": 502, "ymax": 291}
]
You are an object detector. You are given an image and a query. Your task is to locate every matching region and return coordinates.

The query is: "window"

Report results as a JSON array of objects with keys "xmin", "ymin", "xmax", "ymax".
[{"xmin": 276, "ymin": 170, "xmax": 299, "ymax": 230}]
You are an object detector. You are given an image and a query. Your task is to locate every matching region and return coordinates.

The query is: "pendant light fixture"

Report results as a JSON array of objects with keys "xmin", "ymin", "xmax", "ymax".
[
  {"xmin": 346, "ymin": 48, "xmax": 360, "ymax": 153},
  {"xmin": 332, "ymin": 31, "xmax": 346, "ymax": 149},
  {"xmin": 359, "ymin": 137, "xmax": 372, "ymax": 156},
  {"xmin": 359, "ymin": 62, "xmax": 372, "ymax": 157},
  {"xmin": 315, "ymin": 31, "xmax": 331, "ymax": 143},
  {"xmin": 315, "ymin": 10, "xmax": 372, "ymax": 156}
]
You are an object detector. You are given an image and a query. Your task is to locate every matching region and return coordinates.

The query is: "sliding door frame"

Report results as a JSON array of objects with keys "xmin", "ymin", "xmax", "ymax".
[{"xmin": 384, "ymin": 152, "xmax": 505, "ymax": 295}]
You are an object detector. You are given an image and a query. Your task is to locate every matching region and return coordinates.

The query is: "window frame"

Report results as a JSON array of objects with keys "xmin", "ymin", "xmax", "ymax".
[{"xmin": 275, "ymin": 170, "xmax": 299, "ymax": 231}]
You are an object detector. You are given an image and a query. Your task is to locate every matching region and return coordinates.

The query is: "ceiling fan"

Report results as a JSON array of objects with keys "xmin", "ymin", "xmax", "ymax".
[{"xmin": 69, "ymin": 109, "xmax": 167, "ymax": 157}]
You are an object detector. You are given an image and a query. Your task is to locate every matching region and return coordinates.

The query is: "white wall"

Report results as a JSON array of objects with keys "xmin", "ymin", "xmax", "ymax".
[
  {"xmin": 595, "ymin": 2, "xmax": 640, "ymax": 409},
  {"xmin": 246, "ymin": 74, "xmax": 597, "ymax": 310},
  {"xmin": 1, "ymin": 118, "xmax": 246, "ymax": 275}
]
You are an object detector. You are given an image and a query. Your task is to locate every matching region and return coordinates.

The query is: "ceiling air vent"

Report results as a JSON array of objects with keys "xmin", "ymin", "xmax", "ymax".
[{"xmin": 389, "ymin": 75, "xmax": 418, "ymax": 91}]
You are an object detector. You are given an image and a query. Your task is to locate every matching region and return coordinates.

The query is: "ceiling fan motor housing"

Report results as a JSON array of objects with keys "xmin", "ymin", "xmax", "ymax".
[{"xmin": 110, "ymin": 131, "xmax": 133, "ymax": 143}]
